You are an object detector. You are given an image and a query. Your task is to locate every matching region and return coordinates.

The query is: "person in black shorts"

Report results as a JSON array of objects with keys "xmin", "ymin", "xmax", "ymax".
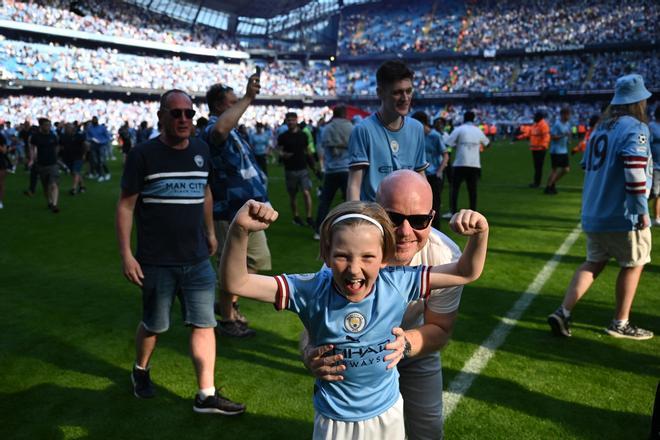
[
  {"xmin": 29, "ymin": 118, "xmax": 61, "ymax": 213},
  {"xmin": 277, "ymin": 112, "xmax": 314, "ymax": 227},
  {"xmin": 60, "ymin": 122, "xmax": 87, "ymax": 195}
]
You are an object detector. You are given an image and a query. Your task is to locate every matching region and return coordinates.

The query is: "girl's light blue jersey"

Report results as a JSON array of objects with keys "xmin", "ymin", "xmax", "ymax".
[
  {"xmin": 580, "ymin": 115, "xmax": 650, "ymax": 232},
  {"xmin": 274, "ymin": 265, "xmax": 431, "ymax": 422}
]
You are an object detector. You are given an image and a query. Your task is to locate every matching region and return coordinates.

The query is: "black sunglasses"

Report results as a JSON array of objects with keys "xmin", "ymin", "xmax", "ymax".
[
  {"xmin": 167, "ymin": 108, "xmax": 196, "ymax": 119},
  {"xmin": 387, "ymin": 210, "xmax": 434, "ymax": 230}
]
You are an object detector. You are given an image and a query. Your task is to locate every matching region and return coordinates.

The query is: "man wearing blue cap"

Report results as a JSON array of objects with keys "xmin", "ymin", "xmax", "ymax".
[{"xmin": 548, "ymin": 73, "xmax": 654, "ymax": 340}]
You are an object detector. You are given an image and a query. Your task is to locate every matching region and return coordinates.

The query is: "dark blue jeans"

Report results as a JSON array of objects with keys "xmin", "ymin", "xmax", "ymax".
[{"xmin": 315, "ymin": 171, "xmax": 348, "ymax": 231}]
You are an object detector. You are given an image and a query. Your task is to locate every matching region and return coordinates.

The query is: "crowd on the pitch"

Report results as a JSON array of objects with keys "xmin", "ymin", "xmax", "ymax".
[{"xmin": 338, "ymin": 0, "xmax": 656, "ymax": 55}]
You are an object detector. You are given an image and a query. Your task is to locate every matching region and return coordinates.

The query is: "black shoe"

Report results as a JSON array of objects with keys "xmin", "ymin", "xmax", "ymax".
[
  {"xmin": 24, "ymin": 190, "xmax": 34, "ymax": 197},
  {"xmin": 193, "ymin": 391, "xmax": 246, "ymax": 415},
  {"xmin": 232, "ymin": 302, "xmax": 249, "ymax": 325},
  {"xmin": 217, "ymin": 320, "xmax": 256, "ymax": 338},
  {"xmin": 306, "ymin": 217, "xmax": 315, "ymax": 228},
  {"xmin": 50, "ymin": 205, "xmax": 60, "ymax": 213},
  {"xmin": 548, "ymin": 308, "xmax": 572, "ymax": 337},
  {"xmin": 69, "ymin": 189, "xmax": 77, "ymax": 196},
  {"xmin": 292, "ymin": 216, "xmax": 305, "ymax": 227},
  {"xmin": 79, "ymin": 186, "xmax": 86, "ymax": 194},
  {"xmin": 131, "ymin": 366, "xmax": 155, "ymax": 398}
]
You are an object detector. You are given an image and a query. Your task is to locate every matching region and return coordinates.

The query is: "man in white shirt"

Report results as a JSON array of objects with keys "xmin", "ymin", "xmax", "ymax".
[{"xmin": 445, "ymin": 111, "xmax": 490, "ymax": 217}]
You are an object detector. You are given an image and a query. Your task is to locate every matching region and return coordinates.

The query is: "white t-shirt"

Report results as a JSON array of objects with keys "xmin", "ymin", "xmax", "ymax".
[
  {"xmin": 401, "ymin": 228, "xmax": 463, "ymax": 329},
  {"xmin": 446, "ymin": 123, "xmax": 490, "ymax": 168}
]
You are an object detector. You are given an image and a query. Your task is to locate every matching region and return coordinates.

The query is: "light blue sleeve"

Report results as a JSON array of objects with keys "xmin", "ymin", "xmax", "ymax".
[
  {"xmin": 379, "ymin": 266, "xmax": 429, "ymax": 303},
  {"xmin": 414, "ymin": 127, "xmax": 429, "ymax": 171},
  {"xmin": 348, "ymin": 123, "xmax": 370, "ymax": 167}
]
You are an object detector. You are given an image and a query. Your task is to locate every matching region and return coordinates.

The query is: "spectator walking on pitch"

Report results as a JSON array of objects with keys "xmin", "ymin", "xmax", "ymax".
[
  {"xmin": 445, "ymin": 111, "xmax": 490, "ymax": 217},
  {"xmin": 204, "ymin": 74, "xmax": 270, "ymax": 338},
  {"xmin": 277, "ymin": 112, "xmax": 315, "ymax": 228},
  {"xmin": 314, "ymin": 105, "xmax": 353, "ymax": 238},
  {"xmin": 29, "ymin": 118, "xmax": 61, "ymax": 213},
  {"xmin": 518, "ymin": 111, "xmax": 550, "ymax": 188},
  {"xmin": 347, "ymin": 60, "xmax": 428, "ymax": 202},
  {"xmin": 116, "ymin": 89, "xmax": 246, "ymax": 413},
  {"xmin": 544, "ymin": 107, "xmax": 572, "ymax": 194},
  {"xmin": 547, "ymin": 74, "xmax": 654, "ymax": 340}
]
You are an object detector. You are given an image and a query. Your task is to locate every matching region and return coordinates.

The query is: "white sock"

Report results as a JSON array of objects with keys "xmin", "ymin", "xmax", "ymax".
[
  {"xmin": 134, "ymin": 363, "xmax": 148, "ymax": 371},
  {"xmin": 613, "ymin": 319, "xmax": 628, "ymax": 328},
  {"xmin": 199, "ymin": 387, "xmax": 216, "ymax": 399},
  {"xmin": 561, "ymin": 306, "xmax": 571, "ymax": 317}
]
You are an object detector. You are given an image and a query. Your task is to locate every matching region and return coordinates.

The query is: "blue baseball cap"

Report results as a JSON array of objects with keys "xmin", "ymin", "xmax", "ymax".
[{"xmin": 610, "ymin": 74, "xmax": 652, "ymax": 105}]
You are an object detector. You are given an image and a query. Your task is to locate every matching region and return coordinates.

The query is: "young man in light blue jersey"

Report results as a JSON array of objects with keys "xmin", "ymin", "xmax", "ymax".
[
  {"xmin": 548, "ymin": 74, "xmax": 654, "ymax": 341},
  {"xmin": 648, "ymin": 106, "xmax": 660, "ymax": 225},
  {"xmin": 544, "ymin": 107, "xmax": 572, "ymax": 194},
  {"xmin": 347, "ymin": 60, "xmax": 428, "ymax": 202},
  {"xmin": 412, "ymin": 111, "xmax": 448, "ymax": 229}
]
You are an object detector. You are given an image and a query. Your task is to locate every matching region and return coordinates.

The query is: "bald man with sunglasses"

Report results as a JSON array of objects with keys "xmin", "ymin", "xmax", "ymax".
[{"xmin": 304, "ymin": 169, "xmax": 462, "ymax": 440}]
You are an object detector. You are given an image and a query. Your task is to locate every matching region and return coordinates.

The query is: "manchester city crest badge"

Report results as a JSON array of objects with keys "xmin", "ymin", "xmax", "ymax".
[
  {"xmin": 344, "ymin": 312, "xmax": 366, "ymax": 333},
  {"xmin": 194, "ymin": 155, "xmax": 204, "ymax": 167},
  {"xmin": 390, "ymin": 139, "xmax": 399, "ymax": 153}
]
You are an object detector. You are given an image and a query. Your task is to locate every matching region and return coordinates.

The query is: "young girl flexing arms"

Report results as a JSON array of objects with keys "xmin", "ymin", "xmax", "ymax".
[{"xmin": 220, "ymin": 199, "xmax": 488, "ymax": 440}]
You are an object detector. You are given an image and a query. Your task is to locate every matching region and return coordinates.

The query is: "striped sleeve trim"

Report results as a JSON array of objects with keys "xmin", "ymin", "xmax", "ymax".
[
  {"xmin": 415, "ymin": 163, "xmax": 430, "ymax": 172},
  {"xmin": 419, "ymin": 266, "xmax": 432, "ymax": 300},
  {"xmin": 349, "ymin": 161, "xmax": 370, "ymax": 168},
  {"xmin": 144, "ymin": 171, "xmax": 208, "ymax": 181},
  {"xmin": 623, "ymin": 156, "xmax": 648, "ymax": 168},
  {"xmin": 273, "ymin": 275, "xmax": 290, "ymax": 311}
]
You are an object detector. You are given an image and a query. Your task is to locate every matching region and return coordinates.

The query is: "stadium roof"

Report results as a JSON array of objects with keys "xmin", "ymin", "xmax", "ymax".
[{"xmin": 205, "ymin": 0, "xmax": 312, "ymax": 19}]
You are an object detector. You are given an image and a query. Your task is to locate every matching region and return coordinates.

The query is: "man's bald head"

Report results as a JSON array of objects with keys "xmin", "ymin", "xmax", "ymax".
[
  {"xmin": 376, "ymin": 170, "xmax": 435, "ymax": 265},
  {"xmin": 376, "ymin": 170, "xmax": 433, "ymax": 210}
]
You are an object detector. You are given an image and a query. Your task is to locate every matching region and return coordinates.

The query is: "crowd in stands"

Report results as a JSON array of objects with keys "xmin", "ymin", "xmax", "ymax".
[
  {"xmin": 0, "ymin": 39, "xmax": 334, "ymax": 96},
  {"xmin": 461, "ymin": 0, "xmax": 656, "ymax": 53},
  {"xmin": 0, "ymin": 95, "xmax": 332, "ymax": 134},
  {"xmin": 338, "ymin": 0, "xmax": 465, "ymax": 56},
  {"xmin": 335, "ymin": 51, "xmax": 657, "ymax": 95},
  {"xmin": 339, "ymin": 0, "xmax": 656, "ymax": 56},
  {"xmin": 0, "ymin": 0, "xmax": 237, "ymax": 51}
]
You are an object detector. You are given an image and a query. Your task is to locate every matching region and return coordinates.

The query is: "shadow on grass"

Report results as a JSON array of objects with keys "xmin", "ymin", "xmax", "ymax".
[
  {"xmin": 487, "ymin": 247, "xmax": 586, "ymax": 266},
  {"xmin": 445, "ymin": 367, "xmax": 649, "ymax": 439},
  {"xmin": 0, "ymin": 383, "xmax": 313, "ymax": 440},
  {"xmin": 0, "ymin": 333, "xmax": 313, "ymax": 440}
]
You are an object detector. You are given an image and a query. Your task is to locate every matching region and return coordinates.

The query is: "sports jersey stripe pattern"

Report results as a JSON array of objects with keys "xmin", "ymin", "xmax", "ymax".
[
  {"xmin": 140, "ymin": 173, "xmax": 208, "ymax": 204},
  {"xmin": 420, "ymin": 265, "xmax": 431, "ymax": 300},
  {"xmin": 144, "ymin": 171, "xmax": 208, "ymax": 180},
  {"xmin": 624, "ymin": 156, "xmax": 648, "ymax": 194},
  {"xmin": 274, "ymin": 275, "xmax": 290, "ymax": 311}
]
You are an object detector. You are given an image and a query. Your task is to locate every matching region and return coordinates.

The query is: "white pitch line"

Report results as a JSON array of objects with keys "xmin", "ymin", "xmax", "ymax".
[{"xmin": 443, "ymin": 224, "xmax": 582, "ymax": 418}]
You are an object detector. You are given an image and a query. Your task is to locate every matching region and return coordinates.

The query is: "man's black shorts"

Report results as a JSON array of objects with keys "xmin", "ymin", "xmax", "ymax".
[{"xmin": 551, "ymin": 153, "xmax": 569, "ymax": 168}]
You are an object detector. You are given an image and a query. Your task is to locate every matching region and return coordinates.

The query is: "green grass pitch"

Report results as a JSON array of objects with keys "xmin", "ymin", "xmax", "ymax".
[{"xmin": 0, "ymin": 139, "xmax": 658, "ymax": 439}]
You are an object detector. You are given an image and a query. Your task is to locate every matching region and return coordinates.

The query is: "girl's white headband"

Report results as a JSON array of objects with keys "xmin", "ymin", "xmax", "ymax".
[{"xmin": 330, "ymin": 213, "xmax": 384, "ymax": 235}]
